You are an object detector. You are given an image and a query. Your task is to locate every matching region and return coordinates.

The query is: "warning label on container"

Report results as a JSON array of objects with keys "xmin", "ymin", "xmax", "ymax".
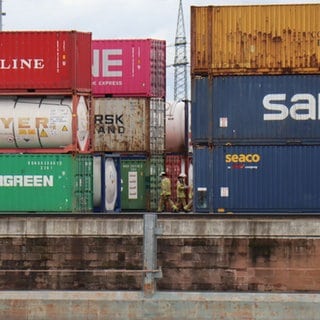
[
  {"xmin": 40, "ymin": 129, "xmax": 48, "ymax": 137},
  {"xmin": 128, "ymin": 171, "xmax": 138, "ymax": 199},
  {"xmin": 220, "ymin": 187, "xmax": 229, "ymax": 197}
]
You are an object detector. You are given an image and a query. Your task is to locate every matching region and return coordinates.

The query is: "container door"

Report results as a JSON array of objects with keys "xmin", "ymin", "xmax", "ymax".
[
  {"xmin": 121, "ymin": 158, "xmax": 146, "ymax": 210},
  {"xmin": 148, "ymin": 155, "xmax": 165, "ymax": 211},
  {"xmin": 194, "ymin": 146, "xmax": 213, "ymax": 212},
  {"xmin": 73, "ymin": 155, "xmax": 93, "ymax": 212}
]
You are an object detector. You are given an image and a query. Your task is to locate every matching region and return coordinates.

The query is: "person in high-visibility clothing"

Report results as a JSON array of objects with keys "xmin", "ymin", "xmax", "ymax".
[
  {"xmin": 157, "ymin": 171, "xmax": 178, "ymax": 212},
  {"xmin": 183, "ymin": 183, "xmax": 193, "ymax": 212},
  {"xmin": 176, "ymin": 173, "xmax": 188, "ymax": 212}
]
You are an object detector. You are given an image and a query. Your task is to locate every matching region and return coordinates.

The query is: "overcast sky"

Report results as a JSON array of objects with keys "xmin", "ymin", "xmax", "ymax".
[{"xmin": 1, "ymin": 0, "xmax": 319, "ymax": 101}]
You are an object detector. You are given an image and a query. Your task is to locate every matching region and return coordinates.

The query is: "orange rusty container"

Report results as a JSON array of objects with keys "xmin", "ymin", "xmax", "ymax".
[{"xmin": 191, "ymin": 4, "xmax": 320, "ymax": 76}]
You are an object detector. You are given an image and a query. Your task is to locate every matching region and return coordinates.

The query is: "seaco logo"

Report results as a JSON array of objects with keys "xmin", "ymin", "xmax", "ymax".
[
  {"xmin": 225, "ymin": 153, "xmax": 261, "ymax": 163},
  {"xmin": 263, "ymin": 93, "xmax": 319, "ymax": 121}
]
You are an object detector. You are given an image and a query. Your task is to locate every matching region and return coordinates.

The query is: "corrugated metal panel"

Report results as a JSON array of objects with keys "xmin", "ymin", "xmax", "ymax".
[
  {"xmin": 0, "ymin": 154, "xmax": 93, "ymax": 212},
  {"xmin": 192, "ymin": 75, "xmax": 320, "ymax": 145},
  {"xmin": 193, "ymin": 146, "xmax": 213, "ymax": 213},
  {"xmin": 73, "ymin": 155, "xmax": 94, "ymax": 211},
  {"xmin": 92, "ymin": 39, "xmax": 166, "ymax": 97},
  {"xmin": 150, "ymin": 98, "xmax": 165, "ymax": 154},
  {"xmin": 191, "ymin": 4, "xmax": 320, "ymax": 76},
  {"xmin": 0, "ymin": 31, "xmax": 91, "ymax": 92},
  {"xmin": 191, "ymin": 77, "xmax": 213, "ymax": 144},
  {"xmin": 149, "ymin": 154, "xmax": 165, "ymax": 211},
  {"xmin": 93, "ymin": 97, "xmax": 165, "ymax": 153},
  {"xmin": 194, "ymin": 145, "xmax": 320, "ymax": 213}
]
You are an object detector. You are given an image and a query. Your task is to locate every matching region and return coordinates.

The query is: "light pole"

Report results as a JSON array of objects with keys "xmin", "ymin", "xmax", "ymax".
[{"xmin": 0, "ymin": 0, "xmax": 6, "ymax": 31}]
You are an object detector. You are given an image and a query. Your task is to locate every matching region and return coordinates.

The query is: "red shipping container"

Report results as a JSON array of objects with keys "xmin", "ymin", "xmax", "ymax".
[
  {"xmin": 0, "ymin": 31, "xmax": 92, "ymax": 93},
  {"xmin": 92, "ymin": 39, "xmax": 166, "ymax": 97}
]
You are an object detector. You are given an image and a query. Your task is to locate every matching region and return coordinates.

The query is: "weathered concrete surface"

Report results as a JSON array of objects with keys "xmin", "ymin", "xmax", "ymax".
[
  {"xmin": 0, "ymin": 215, "xmax": 319, "ymax": 238},
  {"xmin": 0, "ymin": 215, "xmax": 319, "ymax": 305},
  {"xmin": 0, "ymin": 291, "xmax": 319, "ymax": 320}
]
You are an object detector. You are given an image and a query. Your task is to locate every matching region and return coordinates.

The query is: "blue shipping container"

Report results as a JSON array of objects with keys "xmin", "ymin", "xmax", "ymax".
[
  {"xmin": 194, "ymin": 145, "xmax": 320, "ymax": 213},
  {"xmin": 192, "ymin": 75, "xmax": 320, "ymax": 144}
]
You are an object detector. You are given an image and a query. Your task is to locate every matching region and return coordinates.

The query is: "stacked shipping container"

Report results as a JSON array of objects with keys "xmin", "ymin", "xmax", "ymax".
[
  {"xmin": 0, "ymin": 31, "xmax": 94, "ymax": 212},
  {"xmin": 191, "ymin": 4, "xmax": 320, "ymax": 213},
  {"xmin": 91, "ymin": 39, "xmax": 166, "ymax": 212}
]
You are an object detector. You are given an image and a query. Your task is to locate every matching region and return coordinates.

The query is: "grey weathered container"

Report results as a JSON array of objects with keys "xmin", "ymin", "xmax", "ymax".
[{"xmin": 93, "ymin": 97, "xmax": 165, "ymax": 154}]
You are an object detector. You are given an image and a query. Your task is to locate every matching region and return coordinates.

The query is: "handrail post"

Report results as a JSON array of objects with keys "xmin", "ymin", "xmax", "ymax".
[{"xmin": 143, "ymin": 213, "xmax": 162, "ymax": 297}]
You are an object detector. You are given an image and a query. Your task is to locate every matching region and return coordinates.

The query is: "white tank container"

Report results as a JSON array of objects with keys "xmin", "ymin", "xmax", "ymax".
[
  {"xmin": 76, "ymin": 96, "xmax": 90, "ymax": 152},
  {"xmin": 93, "ymin": 155, "xmax": 119, "ymax": 212},
  {"xmin": 0, "ymin": 96, "xmax": 89, "ymax": 150},
  {"xmin": 166, "ymin": 101, "xmax": 186, "ymax": 153}
]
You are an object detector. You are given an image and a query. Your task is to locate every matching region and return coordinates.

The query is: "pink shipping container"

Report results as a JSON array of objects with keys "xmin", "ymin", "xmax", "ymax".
[
  {"xmin": 0, "ymin": 31, "xmax": 92, "ymax": 93},
  {"xmin": 92, "ymin": 39, "xmax": 166, "ymax": 97}
]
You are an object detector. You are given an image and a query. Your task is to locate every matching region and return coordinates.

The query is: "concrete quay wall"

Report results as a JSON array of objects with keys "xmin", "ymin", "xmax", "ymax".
[
  {"xmin": 0, "ymin": 214, "xmax": 319, "ymax": 319},
  {"xmin": 0, "ymin": 215, "xmax": 319, "ymax": 291},
  {"xmin": 1, "ymin": 291, "xmax": 319, "ymax": 320}
]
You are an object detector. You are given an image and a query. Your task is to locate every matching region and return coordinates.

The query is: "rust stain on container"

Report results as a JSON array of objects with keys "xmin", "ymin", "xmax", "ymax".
[
  {"xmin": 191, "ymin": 4, "xmax": 320, "ymax": 76},
  {"xmin": 93, "ymin": 97, "xmax": 165, "ymax": 153}
]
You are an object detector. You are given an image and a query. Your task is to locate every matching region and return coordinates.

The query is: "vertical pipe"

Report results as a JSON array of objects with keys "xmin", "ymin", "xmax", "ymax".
[
  {"xmin": 183, "ymin": 99, "xmax": 189, "ymax": 156},
  {"xmin": 143, "ymin": 213, "xmax": 158, "ymax": 297}
]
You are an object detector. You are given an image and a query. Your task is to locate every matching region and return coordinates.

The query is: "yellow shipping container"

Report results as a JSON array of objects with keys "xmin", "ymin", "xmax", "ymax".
[{"xmin": 191, "ymin": 4, "xmax": 320, "ymax": 76}]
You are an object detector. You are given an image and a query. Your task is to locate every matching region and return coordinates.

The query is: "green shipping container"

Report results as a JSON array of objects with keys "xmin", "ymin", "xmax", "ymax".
[
  {"xmin": 0, "ymin": 154, "xmax": 93, "ymax": 212},
  {"xmin": 120, "ymin": 155, "xmax": 164, "ymax": 211},
  {"xmin": 148, "ymin": 155, "xmax": 165, "ymax": 211},
  {"xmin": 121, "ymin": 158, "xmax": 147, "ymax": 211}
]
